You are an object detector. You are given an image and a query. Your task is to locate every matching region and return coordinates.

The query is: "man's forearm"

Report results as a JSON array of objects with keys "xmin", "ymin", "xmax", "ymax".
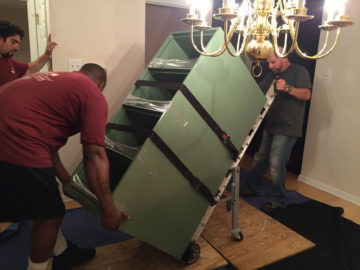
[
  {"xmin": 287, "ymin": 87, "xmax": 311, "ymax": 101},
  {"xmin": 83, "ymin": 155, "xmax": 115, "ymax": 211},
  {"xmin": 82, "ymin": 143, "xmax": 127, "ymax": 229},
  {"xmin": 26, "ymin": 53, "xmax": 50, "ymax": 74}
]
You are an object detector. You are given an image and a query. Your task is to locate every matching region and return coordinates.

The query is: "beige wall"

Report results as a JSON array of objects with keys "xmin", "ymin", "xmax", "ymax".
[
  {"xmin": 0, "ymin": 5, "xmax": 31, "ymax": 63},
  {"xmin": 49, "ymin": 0, "xmax": 145, "ymax": 173},
  {"xmin": 300, "ymin": 0, "xmax": 360, "ymax": 205}
]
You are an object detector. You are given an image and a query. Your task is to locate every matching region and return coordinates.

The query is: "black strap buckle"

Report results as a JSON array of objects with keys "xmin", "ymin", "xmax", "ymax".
[{"xmin": 222, "ymin": 134, "xmax": 230, "ymax": 143}]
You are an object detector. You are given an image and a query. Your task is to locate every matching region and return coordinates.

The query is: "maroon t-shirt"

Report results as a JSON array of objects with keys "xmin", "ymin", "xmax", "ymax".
[
  {"xmin": 0, "ymin": 71, "xmax": 108, "ymax": 168},
  {"xmin": 0, "ymin": 58, "xmax": 28, "ymax": 87}
]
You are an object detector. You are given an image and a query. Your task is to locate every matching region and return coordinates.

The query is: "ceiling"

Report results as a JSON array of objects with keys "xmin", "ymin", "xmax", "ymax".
[{"xmin": 0, "ymin": 0, "xmax": 27, "ymax": 9}]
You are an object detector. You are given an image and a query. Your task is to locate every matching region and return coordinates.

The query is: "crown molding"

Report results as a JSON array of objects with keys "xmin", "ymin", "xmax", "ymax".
[{"xmin": 146, "ymin": 0, "xmax": 189, "ymax": 9}]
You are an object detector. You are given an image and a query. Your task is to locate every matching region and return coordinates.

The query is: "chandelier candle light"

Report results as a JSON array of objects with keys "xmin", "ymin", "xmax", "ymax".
[{"xmin": 182, "ymin": 0, "xmax": 354, "ymax": 77}]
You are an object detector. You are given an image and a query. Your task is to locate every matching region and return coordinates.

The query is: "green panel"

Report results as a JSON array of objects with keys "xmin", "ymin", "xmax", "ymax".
[
  {"xmin": 184, "ymin": 35, "xmax": 265, "ymax": 149},
  {"xmin": 111, "ymin": 140, "xmax": 210, "ymax": 258},
  {"xmin": 64, "ymin": 27, "xmax": 266, "ymax": 260}
]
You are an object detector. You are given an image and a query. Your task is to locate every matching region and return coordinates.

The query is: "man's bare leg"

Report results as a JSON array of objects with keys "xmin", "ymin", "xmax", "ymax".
[{"xmin": 29, "ymin": 217, "xmax": 62, "ymax": 262}]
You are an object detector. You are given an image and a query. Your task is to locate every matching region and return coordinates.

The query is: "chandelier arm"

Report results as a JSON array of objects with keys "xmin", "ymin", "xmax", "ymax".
[
  {"xmin": 272, "ymin": 27, "xmax": 294, "ymax": 58},
  {"xmin": 235, "ymin": 32, "xmax": 250, "ymax": 57},
  {"xmin": 294, "ymin": 27, "xmax": 342, "ymax": 59},
  {"xmin": 235, "ymin": 31, "xmax": 250, "ymax": 56},
  {"xmin": 236, "ymin": 14, "xmax": 254, "ymax": 55},
  {"xmin": 190, "ymin": 25, "xmax": 227, "ymax": 56},
  {"xmin": 278, "ymin": 0, "xmax": 293, "ymax": 40},
  {"xmin": 190, "ymin": 25, "xmax": 209, "ymax": 56},
  {"xmin": 200, "ymin": 30, "xmax": 209, "ymax": 54},
  {"xmin": 278, "ymin": 20, "xmax": 298, "ymax": 57},
  {"xmin": 276, "ymin": 12, "xmax": 289, "ymax": 53},
  {"xmin": 317, "ymin": 30, "xmax": 331, "ymax": 55},
  {"xmin": 224, "ymin": 20, "xmax": 243, "ymax": 57},
  {"xmin": 271, "ymin": 12, "xmax": 294, "ymax": 58},
  {"xmin": 224, "ymin": 13, "xmax": 252, "ymax": 57},
  {"xmin": 279, "ymin": 0, "xmax": 296, "ymax": 40},
  {"xmin": 283, "ymin": 32, "xmax": 288, "ymax": 52},
  {"xmin": 236, "ymin": 34, "xmax": 241, "ymax": 52},
  {"xmin": 278, "ymin": 10, "xmax": 298, "ymax": 56}
]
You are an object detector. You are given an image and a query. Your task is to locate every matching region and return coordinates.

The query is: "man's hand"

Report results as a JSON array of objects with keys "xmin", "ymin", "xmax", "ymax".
[
  {"xmin": 275, "ymin": 78, "xmax": 288, "ymax": 92},
  {"xmin": 275, "ymin": 78, "xmax": 311, "ymax": 100},
  {"xmin": 45, "ymin": 34, "xmax": 58, "ymax": 56},
  {"xmin": 101, "ymin": 205, "xmax": 130, "ymax": 231},
  {"xmin": 26, "ymin": 34, "xmax": 58, "ymax": 74}
]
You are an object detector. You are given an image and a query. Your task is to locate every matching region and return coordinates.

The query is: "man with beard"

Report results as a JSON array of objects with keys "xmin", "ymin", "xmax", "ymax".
[
  {"xmin": 0, "ymin": 20, "xmax": 57, "ymax": 86},
  {"xmin": 240, "ymin": 49, "xmax": 312, "ymax": 213}
]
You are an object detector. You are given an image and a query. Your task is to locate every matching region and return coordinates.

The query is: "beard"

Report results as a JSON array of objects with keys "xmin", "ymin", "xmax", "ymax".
[
  {"xmin": 1, "ymin": 52, "xmax": 13, "ymax": 58},
  {"xmin": 271, "ymin": 68, "xmax": 280, "ymax": 74}
]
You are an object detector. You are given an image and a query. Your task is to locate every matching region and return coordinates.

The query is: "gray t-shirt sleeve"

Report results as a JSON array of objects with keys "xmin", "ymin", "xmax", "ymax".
[{"xmin": 292, "ymin": 65, "xmax": 312, "ymax": 89}]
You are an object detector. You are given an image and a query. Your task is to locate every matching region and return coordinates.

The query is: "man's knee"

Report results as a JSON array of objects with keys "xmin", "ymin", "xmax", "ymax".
[{"xmin": 32, "ymin": 217, "xmax": 63, "ymax": 231}]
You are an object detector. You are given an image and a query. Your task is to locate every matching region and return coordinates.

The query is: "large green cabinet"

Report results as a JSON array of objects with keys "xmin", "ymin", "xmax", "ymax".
[{"xmin": 64, "ymin": 28, "xmax": 266, "ymax": 262}]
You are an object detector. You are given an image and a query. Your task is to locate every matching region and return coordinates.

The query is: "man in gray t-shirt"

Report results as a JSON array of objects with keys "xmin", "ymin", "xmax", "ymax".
[{"xmin": 240, "ymin": 51, "xmax": 312, "ymax": 212}]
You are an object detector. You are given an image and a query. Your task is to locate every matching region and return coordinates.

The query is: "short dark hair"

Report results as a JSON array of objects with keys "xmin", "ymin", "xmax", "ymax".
[
  {"xmin": 80, "ymin": 63, "xmax": 107, "ymax": 88},
  {"xmin": 0, "ymin": 20, "xmax": 25, "ymax": 40}
]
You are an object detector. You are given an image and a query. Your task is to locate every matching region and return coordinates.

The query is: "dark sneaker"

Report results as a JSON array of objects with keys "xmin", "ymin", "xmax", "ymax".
[
  {"xmin": 52, "ymin": 241, "xmax": 96, "ymax": 270},
  {"xmin": 239, "ymin": 187, "xmax": 259, "ymax": 197},
  {"xmin": 260, "ymin": 201, "xmax": 281, "ymax": 213}
]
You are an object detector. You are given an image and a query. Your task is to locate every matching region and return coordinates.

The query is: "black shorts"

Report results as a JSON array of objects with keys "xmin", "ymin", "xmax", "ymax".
[{"xmin": 0, "ymin": 161, "xmax": 65, "ymax": 222}]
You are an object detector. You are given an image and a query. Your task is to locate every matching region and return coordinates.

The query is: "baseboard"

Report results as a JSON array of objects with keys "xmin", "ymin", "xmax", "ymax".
[{"xmin": 298, "ymin": 175, "xmax": 360, "ymax": 207}]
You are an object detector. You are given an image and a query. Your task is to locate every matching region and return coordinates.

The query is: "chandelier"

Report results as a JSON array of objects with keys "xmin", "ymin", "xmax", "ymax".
[{"xmin": 182, "ymin": 0, "xmax": 354, "ymax": 77}]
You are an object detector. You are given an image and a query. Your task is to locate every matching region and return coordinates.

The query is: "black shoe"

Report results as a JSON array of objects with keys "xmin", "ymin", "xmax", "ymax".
[
  {"xmin": 239, "ymin": 187, "xmax": 259, "ymax": 197},
  {"xmin": 260, "ymin": 202, "xmax": 281, "ymax": 213},
  {"xmin": 52, "ymin": 241, "xmax": 96, "ymax": 270}
]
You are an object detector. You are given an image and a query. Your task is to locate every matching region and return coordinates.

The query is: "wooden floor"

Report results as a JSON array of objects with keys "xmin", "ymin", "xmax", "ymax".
[
  {"xmin": 45, "ymin": 195, "xmax": 314, "ymax": 270},
  {"xmin": 2, "ymin": 154, "xmax": 360, "ymax": 270},
  {"xmin": 71, "ymin": 237, "xmax": 227, "ymax": 270},
  {"xmin": 201, "ymin": 199, "xmax": 314, "ymax": 270},
  {"xmin": 44, "ymin": 236, "xmax": 228, "ymax": 270}
]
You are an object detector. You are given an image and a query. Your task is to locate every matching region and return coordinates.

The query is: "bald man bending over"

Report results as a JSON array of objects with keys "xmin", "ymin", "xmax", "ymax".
[{"xmin": 0, "ymin": 64, "xmax": 129, "ymax": 270}]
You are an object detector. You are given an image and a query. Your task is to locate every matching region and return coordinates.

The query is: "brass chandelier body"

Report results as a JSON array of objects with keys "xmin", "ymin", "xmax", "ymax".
[{"xmin": 182, "ymin": 0, "xmax": 354, "ymax": 76}]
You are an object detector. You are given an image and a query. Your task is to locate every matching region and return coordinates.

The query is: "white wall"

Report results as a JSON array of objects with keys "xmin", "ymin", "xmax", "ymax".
[
  {"xmin": 300, "ymin": 0, "xmax": 360, "ymax": 205},
  {"xmin": 49, "ymin": 0, "xmax": 145, "ymax": 173}
]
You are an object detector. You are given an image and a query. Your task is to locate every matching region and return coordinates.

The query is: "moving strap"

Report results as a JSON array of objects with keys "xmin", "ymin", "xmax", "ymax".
[
  {"xmin": 135, "ymin": 80, "xmax": 239, "ymax": 160},
  {"xmin": 106, "ymin": 123, "xmax": 216, "ymax": 206}
]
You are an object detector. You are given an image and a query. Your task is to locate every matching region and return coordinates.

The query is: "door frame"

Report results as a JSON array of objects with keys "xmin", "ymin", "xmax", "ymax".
[{"xmin": 27, "ymin": 0, "xmax": 50, "ymax": 71}]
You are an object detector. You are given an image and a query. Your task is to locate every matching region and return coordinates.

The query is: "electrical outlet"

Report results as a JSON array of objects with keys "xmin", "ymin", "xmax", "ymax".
[{"xmin": 68, "ymin": 58, "xmax": 83, "ymax": 72}]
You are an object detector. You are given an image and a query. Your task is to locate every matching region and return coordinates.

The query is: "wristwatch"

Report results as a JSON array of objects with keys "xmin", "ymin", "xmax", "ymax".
[{"xmin": 286, "ymin": 85, "xmax": 292, "ymax": 93}]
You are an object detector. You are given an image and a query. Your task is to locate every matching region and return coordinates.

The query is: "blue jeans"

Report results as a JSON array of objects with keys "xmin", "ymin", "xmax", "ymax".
[{"xmin": 245, "ymin": 130, "xmax": 297, "ymax": 207}]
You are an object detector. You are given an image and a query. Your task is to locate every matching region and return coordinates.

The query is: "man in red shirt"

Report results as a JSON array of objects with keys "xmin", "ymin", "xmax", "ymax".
[
  {"xmin": 0, "ymin": 20, "xmax": 57, "ymax": 86},
  {"xmin": 0, "ymin": 63, "xmax": 129, "ymax": 270}
]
